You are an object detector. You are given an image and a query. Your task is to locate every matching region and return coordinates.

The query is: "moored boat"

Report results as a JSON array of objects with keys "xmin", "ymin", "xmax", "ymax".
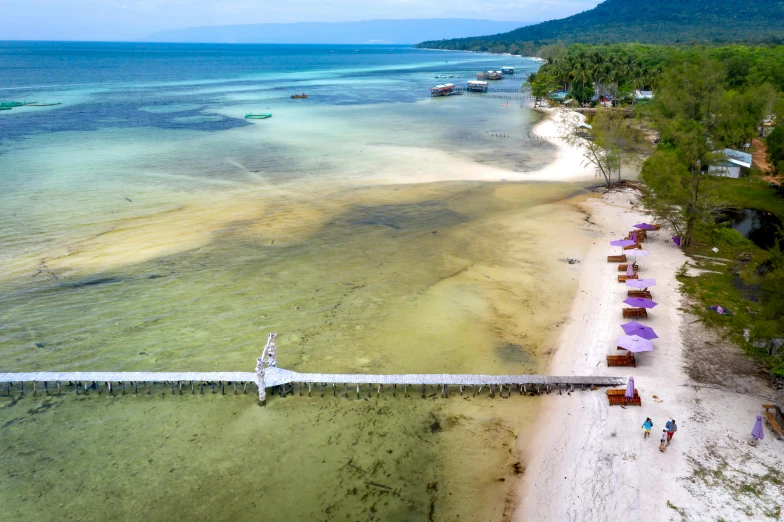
[
  {"xmin": 290, "ymin": 93, "xmax": 308, "ymax": 99},
  {"xmin": 244, "ymin": 112, "xmax": 272, "ymax": 119}
]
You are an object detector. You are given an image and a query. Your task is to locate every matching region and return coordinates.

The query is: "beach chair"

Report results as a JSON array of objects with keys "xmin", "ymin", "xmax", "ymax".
[
  {"xmin": 618, "ymin": 263, "xmax": 639, "ymax": 272},
  {"xmin": 607, "ymin": 254, "xmax": 627, "ymax": 263},
  {"xmin": 618, "ymin": 274, "xmax": 639, "ymax": 283},
  {"xmin": 606, "ymin": 353, "xmax": 636, "ymax": 368},
  {"xmin": 606, "ymin": 388, "xmax": 641, "ymax": 406},
  {"xmin": 623, "ymin": 243, "xmax": 642, "ymax": 250},
  {"xmin": 622, "ymin": 307, "xmax": 648, "ymax": 319},
  {"xmin": 625, "ymin": 234, "xmax": 645, "ymax": 243},
  {"xmin": 627, "ymin": 290, "xmax": 652, "ymax": 299},
  {"xmin": 650, "ymin": 224, "xmax": 661, "ymax": 231},
  {"xmin": 762, "ymin": 404, "xmax": 784, "ymax": 439}
]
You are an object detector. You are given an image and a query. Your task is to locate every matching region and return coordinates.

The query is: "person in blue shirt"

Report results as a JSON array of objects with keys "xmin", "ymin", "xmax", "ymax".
[
  {"xmin": 641, "ymin": 417, "xmax": 653, "ymax": 439},
  {"xmin": 665, "ymin": 419, "xmax": 678, "ymax": 445}
]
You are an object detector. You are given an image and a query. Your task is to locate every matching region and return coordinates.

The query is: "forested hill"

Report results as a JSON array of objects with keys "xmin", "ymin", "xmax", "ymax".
[{"xmin": 417, "ymin": 0, "xmax": 784, "ymax": 53}]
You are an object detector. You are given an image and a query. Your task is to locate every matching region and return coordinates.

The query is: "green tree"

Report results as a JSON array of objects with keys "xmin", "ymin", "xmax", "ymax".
[
  {"xmin": 767, "ymin": 126, "xmax": 784, "ymax": 173},
  {"xmin": 645, "ymin": 52, "xmax": 727, "ymax": 246}
]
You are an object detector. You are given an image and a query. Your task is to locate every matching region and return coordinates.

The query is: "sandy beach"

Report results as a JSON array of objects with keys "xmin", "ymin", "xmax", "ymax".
[{"xmin": 515, "ymin": 188, "xmax": 784, "ymax": 521}]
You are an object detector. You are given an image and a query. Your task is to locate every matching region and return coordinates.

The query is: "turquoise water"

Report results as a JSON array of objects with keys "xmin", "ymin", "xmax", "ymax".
[{"xmin": 0, "ymin": 43, "xmax": 583, "ymax": 520}]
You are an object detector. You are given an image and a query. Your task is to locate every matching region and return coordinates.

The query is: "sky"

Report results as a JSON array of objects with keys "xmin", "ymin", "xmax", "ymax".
[{"xmin": 0, "ymin": 0, "xmax": 603, "ymax": 41}]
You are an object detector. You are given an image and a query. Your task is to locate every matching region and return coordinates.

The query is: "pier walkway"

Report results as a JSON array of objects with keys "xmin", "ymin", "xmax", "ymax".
[{"xmin": 0, "ymin": 334, "xmax": 628, "ymax": 401}]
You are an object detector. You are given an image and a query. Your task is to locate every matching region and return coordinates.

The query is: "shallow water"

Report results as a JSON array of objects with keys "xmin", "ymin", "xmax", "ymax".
[{"xmin": 0, "ymin": 43, "xmax": 588, "ymax": 520}]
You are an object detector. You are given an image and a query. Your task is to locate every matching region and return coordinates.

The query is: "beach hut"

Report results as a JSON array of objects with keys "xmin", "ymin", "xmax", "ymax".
[
  {"xmin": 707, "ymin": 149, "xmax": 752, "ymax": 179},
  {"xmin": 501, "ymin": 66, "xmax": 515, "ymax": 75},
  {"xmin": 430, "ymin": 83, "xmax": 456, "ymax": 97},
  {"xmin": 466, "ymin": 80, "xmax": 488, "ymax": 92}
]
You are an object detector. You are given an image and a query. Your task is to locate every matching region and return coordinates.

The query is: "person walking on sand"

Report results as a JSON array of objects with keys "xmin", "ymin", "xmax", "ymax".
[
  {"xmin": 659, "ymin": 429, "xmax": 668, "ymax": 452},
  {"xmin": 641, "ymin": 417, "xmax": 653, "ymax": 439},
  {"xmin": 665, "ymin": 419, "xmax": 678, "ymax": 445}
]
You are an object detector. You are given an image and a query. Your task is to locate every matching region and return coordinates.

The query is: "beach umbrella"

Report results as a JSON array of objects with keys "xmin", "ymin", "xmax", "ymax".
[
  {"xmin": 630, "ymin": 231, "xmax": 638, "ymax": 243},
  {"xmin": 617, "ymin": 334, "xmax": 654, "ymax": 352},
  {"xmin": 625, "ymin": 264, "xmax": 635, "ymax": 277},
  {"xmin": 634, "ymin": 223, "xmax": 657, "ymax": 231},
  {"xmin": 621, "ymin": 321, "xmax": 659, "ymax": 340},
  {"xmin": 611, "ymin": 238, "xmax": 637, "ymax": 254},
  {"xmin": 627, "ymin": 249, "xmax": 650, "ymax": 264},
  {"xmin": 671, "ymin": 235, "xmax": 681, "ymax": 247},
  {"xmin": 623, "ymin": 297, "xmax": 657, "ymax": 308},
  {"xmin": 626, "ymin": 278, "xmax": 656, "ymax": 289},
  {"xmin": 625, "ymin": 376, "xmax": 635, "ymax": 399},
  {"xmin": 751, "ymin": 415, "xmax": 765, "ymax": 442}
]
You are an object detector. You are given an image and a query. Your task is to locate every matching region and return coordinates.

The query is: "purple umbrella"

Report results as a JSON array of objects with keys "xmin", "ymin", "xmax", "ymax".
[
  {"xmin": 634, "ymin": 223, "xmax": 657, "ymax": 230},
  {"xmin": 627, "ymin": 249, "xmax": 649, "ymax": 265},
  {"xmin": 630, "ymin": 231, "xmax": 638, "ymax": 243},
  {"xmin": 617, "ymin": 335, "xmax": 654, "ymax": 352},
  {"xmin": 611, "ymin": 239, "xmax": 637, "ymax": 255},
  {"xmin": 751, "ymin": 415, "xmax": 765, "ymax": 441},
  {"xmin": 626, "ymin": 278, "xmax": 656, "ymax": 289},
  {"xmin": 623, "ymin": 297, "xmax": 657, "ymax": 308},
  {"xmin": 672, "ymin": 235, "xmax": 681, "ymax": 247},
  {"xmin": 621, "ymin": 321, "xmax": 659, "ymax": 340},
  {"xmin": 625, "ymin": 376, "xmax": 635, "ymax": 399},
  {"xmin": 625, "ymin": 264, "xmax": 636, "ymax": 277}
]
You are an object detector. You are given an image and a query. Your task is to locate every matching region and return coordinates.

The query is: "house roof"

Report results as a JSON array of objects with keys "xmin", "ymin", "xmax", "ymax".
[{"xmin": 717, "ymin": 148, "xmax": 752, "ymax": 169}]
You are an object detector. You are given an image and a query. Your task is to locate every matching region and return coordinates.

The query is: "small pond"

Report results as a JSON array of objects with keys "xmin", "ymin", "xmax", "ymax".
[{"xmin": 720, "ymin": 208, "xmax": 782, "ymax": 250}]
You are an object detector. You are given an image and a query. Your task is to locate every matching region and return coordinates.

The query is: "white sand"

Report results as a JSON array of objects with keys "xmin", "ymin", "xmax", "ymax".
[
  {"xmin": 515, "ymin": 190, "xmax": 784, "ymax": 521},
  {"xmin": 358, "ymin": 108, "xmax": 596, "ymax": 185}
]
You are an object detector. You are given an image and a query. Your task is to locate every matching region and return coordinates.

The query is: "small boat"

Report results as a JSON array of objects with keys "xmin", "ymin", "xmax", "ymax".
[
  {"xmin": 244, "ymin": 112, "xmax": 272, "ymax": 119},
  {"xmin": 290, "ymin": 93, "xmax": 308, "ymax": 99}
]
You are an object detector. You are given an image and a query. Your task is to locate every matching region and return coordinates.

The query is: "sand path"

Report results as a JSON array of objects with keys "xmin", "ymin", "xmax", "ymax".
[{"xmin": 515, "ymin": 190, "xmax": 784, "ymax": 521}]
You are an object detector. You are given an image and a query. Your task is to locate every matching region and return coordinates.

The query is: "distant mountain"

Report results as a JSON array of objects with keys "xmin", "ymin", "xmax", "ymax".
[
  {"xmin": 147, "ymin": 19, "xmax": 535, "ymax": 45},
  {"xmin": 417, "ymin": 0, "xmax": 784, "ymax": 52}
]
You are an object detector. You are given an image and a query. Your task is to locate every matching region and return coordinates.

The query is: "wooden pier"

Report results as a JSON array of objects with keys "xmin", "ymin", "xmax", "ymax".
[{"xmin": 0, "ymin": 334, "xmax": 628, "ymax": 403}]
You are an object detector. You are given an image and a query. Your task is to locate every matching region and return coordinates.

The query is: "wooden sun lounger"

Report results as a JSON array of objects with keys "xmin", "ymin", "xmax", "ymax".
[
  {"xmin": 763, "ymin": 404, "xmax": 784, "ymax": 439},
  {"xmin": 607, "ymin": 388, "xmax": 639, "ymax": 396},
  {"xmin": 606, "ymin": 388, "xmax": 641, "ymax": 406},
  {"xmin": 618, "ymin": 275, "xmax": 639, "ymax": 283},
  {"xmin": 607, "ymin": 353, "xmax": 636, "ymax": 368},
  {"xmin": 607, "ymin": 254, "xmax": 627, "ymax": 263},
  {"xmin": 627, "ymin": 290, "xmax": 652, "ymax": 299},
  {"xmin": 650, "ymin": 224, "xmax": 661, "ymax": 231},
  {"xmin": 618, "ymin": 263, "xmax": 639, "ymax": 272},
  {"xmin": 622, "ymin": 307, "xmax": 648, "ymax": 319},
  {"xmin": 625, "ymin": 235, "xmax": 645, "ymax": 243},
  {"xmin": 623, "ymin": 243, "xmax": 642, "ymax": 250}
]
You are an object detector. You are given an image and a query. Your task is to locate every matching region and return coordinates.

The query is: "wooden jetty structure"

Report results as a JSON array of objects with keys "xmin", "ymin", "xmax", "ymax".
[{"xmin": 1, "ymin": 334, "xmax": 627, "ymax": 405}]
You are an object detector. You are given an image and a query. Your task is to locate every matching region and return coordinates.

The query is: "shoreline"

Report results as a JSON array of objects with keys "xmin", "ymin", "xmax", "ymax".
[{"xmin": 514, "ymin": 189, "xmax": 784, "ymax": 521}]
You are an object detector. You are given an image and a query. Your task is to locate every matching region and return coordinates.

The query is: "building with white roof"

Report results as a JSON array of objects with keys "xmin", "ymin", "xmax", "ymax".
[{"xmin": 707, "ymin": 148, "xmax": 753, "ymax": 178}]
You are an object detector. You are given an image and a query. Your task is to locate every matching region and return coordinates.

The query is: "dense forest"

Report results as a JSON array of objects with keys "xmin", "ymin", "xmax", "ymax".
[
  {"xmin": 527, "ymin": 44, "xmax": 784, "ymax": 108},
  {"xmin": 417, "ymin": 0, "xmax": 784, "ymax": 54}
]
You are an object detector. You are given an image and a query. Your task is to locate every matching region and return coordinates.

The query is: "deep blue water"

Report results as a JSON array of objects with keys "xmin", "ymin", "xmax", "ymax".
[{"xmin": 0, "ymin": 42, "xmax": 528, "ymax": 140}]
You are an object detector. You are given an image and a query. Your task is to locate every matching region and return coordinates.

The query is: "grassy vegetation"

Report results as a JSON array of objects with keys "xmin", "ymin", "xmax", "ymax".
[
  {"xmin": 713, "ymin": 174, "xmax": 784, "ymax": 215},
  {"xmin": 675, "ymin": 176, "xmax": 783, "ymax": 376}
]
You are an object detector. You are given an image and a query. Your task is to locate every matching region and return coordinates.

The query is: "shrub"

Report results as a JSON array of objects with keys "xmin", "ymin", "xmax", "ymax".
[{"xmin": 713, "ymin": 227, "xmax": 755, "ymax": 247}]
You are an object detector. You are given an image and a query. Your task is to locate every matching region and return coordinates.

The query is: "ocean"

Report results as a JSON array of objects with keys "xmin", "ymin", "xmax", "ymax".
[{"xmin": 0, "ymin": 42, "xmax": 581, "ymax": 520}]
